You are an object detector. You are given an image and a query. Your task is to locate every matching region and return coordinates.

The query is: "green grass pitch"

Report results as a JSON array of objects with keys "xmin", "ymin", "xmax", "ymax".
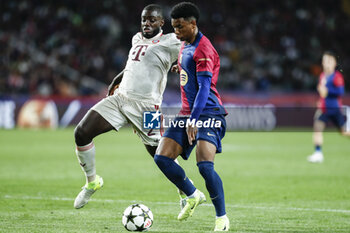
[{"xmin": 0, "ymin": 128, "xmax": 349, "ymax": 232}]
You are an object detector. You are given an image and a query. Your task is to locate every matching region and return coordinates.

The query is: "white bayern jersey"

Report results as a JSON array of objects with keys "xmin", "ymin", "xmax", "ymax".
[{"xmin": 117, "ymin": 30, "xmax": 181, "ymax": 105}]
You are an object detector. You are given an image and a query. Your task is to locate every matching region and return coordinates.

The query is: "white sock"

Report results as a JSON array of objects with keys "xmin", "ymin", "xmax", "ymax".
[
  {"xmin": 76, "ymin": 142, "xmax": 96, "ymax": 183},
  {"xmin": 216, "ymin": 214, "xmax": 227, "ymax": 219},
  {"xmin": 188, "ymin": 189, "xmax": 198, "ymax": 198}
]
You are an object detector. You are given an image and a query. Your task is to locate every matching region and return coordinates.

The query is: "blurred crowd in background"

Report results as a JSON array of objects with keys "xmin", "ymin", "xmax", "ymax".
[{"xmin": 1, "ymin": 0, "xmax": 350, "ymax": 97}]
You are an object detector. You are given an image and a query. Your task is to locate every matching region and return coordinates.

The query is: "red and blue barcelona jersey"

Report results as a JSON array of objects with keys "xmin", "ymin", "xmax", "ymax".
[
  {"xmin": 318, "ymin": 70, "xmax": 345, "ymax": 113},
  {"xmin": 178, "ymin": 31, "xmax": 226, "ymax": 116}
]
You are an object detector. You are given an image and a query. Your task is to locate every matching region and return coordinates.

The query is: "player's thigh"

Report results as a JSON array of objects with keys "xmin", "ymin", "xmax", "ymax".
[
  {"xmin": 156, "ymin": 137, "xmax": 182, "ymax": 160},
  {"xmin": 330, "ymin": 113, "xmax": 346, "ymax": 132},
  {"xmin": 76, "ymin": 109, "xmax": 115, "ymax": 137},
  {"xmin": 314, "ymin": 120, "xmax": 326, "ymax": 132},
  {"xmin": 161, "ymin": 117, "xmax": 195, "ymax": 160},
  {"xmin": 196, "ymin": 140, "xmax": 217, "ymax": 163},
  {"xmin": 133, "ymin": 125, "xmax": 161, "ymax": 147},
  {"xmin": 195, "ymin": 114, "xmax": 226, "ymax": 162},
  {"xmin": 313, "ymin": 109, "xmax": 323, "ymax": 120},
  {"xmin": 313, "ymin": 110, "xmax": 326, "ymax": 132},
  {"xmin": 121, "ymin": 100, "xmax": 161, "ymax": 146}
]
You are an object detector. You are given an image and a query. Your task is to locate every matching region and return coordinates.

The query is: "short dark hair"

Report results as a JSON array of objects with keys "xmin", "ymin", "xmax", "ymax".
[
  {"xmin": 143, "ymin": 4, "xmax": 163, "ymax": 19},
  {"xmin": 323, "ymin": 50, "xmax": 336, "ymax": 58},
  {"xmin": 170, "ymin": 2, "xmax": 200, "ymax": 22},
  {"xmin": 323, "ymin": 50, "xmax": 338, "ymax": 64}
]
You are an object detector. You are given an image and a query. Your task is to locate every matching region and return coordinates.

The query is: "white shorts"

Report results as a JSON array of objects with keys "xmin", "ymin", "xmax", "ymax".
[{"xmin": 91, "ymin": 92, "xmax": 161, "ymax": 146}]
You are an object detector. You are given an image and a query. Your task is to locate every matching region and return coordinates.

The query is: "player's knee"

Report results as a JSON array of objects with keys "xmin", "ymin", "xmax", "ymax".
[
  {"xmin": 74, "ymin": 124, "xmax": 90, "ymax": 146},
  {"xmin": 314, "ymin": 120, "xmax": 325, "ymax": 132},
  {"xmin": 197, "ymin": 161, "xmax": 214, "ymax": 177},
  {"xmin": 155, "ymin": 137, "xmax": 181, "ymax": 159}
]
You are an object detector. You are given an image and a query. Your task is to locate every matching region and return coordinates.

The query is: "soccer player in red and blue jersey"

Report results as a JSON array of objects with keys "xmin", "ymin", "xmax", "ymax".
[
  {"xmin": 153, "ymin": 2, "xmax": 229, "ymax": 231},
  {"xmin": 308, "ymin": 51, "xmax": 349, "ymax": 163}
]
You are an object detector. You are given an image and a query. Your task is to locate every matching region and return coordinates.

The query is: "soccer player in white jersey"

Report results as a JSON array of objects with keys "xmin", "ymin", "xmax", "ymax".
[{"xmin": 73, "ymin": 4, "xmax": 194, "ymax": 209}]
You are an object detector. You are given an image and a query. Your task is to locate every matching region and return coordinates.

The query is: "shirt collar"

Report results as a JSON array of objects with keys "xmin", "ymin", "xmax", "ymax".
[
  {"xmin": 185, "ymin": 31, "xmax": 203, "ymax": 46},
  {"xmin": 142, "ymin": 29, "xmax": 163, "ymax": 41}
]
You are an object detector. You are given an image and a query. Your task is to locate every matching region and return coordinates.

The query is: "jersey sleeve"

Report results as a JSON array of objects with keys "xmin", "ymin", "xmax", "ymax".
[
  {"xmin": 190, "ymin": 75, "xmax": 211, "ymax": 121},
  {"xmin": 327, "ymin": 71, "xmax": 345, "ymax": 97},
  {"xmin": 193, "ymin": 43, "xmax": 215, "ymax": 77},
  {"xmin": 168, "ymin": 33, "xmax": 182, "ymax": 63},
  {"xmin": 333, "ymin": 72, "xmax": 344, "ymax": 87},
  {"xmin": 131, "ymin": 32, "xmax": 142, "ymax": 46}
]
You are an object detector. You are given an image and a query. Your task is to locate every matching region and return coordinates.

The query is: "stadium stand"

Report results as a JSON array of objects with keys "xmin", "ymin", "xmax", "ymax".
[{"xmin": 1, "ymin": 0, "xmax": 349, "ymax": 97}]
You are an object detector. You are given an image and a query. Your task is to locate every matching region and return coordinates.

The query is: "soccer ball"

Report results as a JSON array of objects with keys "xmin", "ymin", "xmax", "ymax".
[{"xmin": 122, "ymin": 204, "xmax": 153, "ymax": 232}]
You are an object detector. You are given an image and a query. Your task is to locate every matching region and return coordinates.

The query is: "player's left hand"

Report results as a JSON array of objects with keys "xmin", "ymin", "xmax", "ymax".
[
  {"xmin": 317, "ymin": 85, "xmax": 328, "ymax": 98},
  {"xmin": 186, "ymin": 125, "xmax": 198, "ymax": 145}
]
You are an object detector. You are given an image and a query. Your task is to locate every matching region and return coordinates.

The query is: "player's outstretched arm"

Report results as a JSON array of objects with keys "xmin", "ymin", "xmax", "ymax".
[
  {"xmin": 107, "ymin": 70, "xmax": 125, "ymax": 96},
  {"xmin": 186, "ymin": 75, "xmax": 211, "ymax": 145}
]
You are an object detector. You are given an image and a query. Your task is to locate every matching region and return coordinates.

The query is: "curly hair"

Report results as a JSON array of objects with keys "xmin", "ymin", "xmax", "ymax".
[{"xmin": 170, "ymin": 2, "xmax": 200, "ymax": 22}]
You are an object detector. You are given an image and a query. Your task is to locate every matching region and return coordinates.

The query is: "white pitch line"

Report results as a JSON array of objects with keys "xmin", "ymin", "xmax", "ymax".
[{"xmin": 3, "ymin": 195, "xmax": 350, "ymax": 214}]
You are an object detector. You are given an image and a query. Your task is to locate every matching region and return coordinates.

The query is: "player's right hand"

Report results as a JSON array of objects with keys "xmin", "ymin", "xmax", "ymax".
[
  {"xmin": 171, "ymin": 65, "xmax": 179, "ymax": 74},
  {"xmin": 186, "ymin": 125, "xmax": 197, "ymax": 145}
]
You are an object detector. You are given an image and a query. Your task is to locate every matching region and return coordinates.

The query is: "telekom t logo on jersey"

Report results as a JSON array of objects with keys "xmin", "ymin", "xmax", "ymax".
[{"xmin": 132, "ymin": 45, "xmax": 148, "ymax": 61}]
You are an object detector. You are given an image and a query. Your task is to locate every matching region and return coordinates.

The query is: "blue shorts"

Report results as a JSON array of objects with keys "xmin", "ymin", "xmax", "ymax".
[
  {"xmin": 163, "ymin": 114, "xmax": 226, "ymax": 160},
  {"xmin": 318, "ymin": 111, "xmax": 345, "ymax": 128}
]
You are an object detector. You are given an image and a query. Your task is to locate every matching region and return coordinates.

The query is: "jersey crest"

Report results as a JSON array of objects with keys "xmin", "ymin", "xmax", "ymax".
[{"xmin": 180, "ymin": 69, "xmax": 188, "ymax": 86}]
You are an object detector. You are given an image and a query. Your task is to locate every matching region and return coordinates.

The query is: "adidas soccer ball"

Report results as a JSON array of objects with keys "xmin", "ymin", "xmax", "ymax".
[{"xmin": 122, "ymin": 204, "xmax": 153, "ymax": 232}]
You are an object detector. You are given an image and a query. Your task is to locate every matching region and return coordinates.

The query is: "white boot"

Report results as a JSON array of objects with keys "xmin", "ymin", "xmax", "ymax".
[{"xmin": 307, "ymin": 151, "xmax": 324, "ymax": 163}]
